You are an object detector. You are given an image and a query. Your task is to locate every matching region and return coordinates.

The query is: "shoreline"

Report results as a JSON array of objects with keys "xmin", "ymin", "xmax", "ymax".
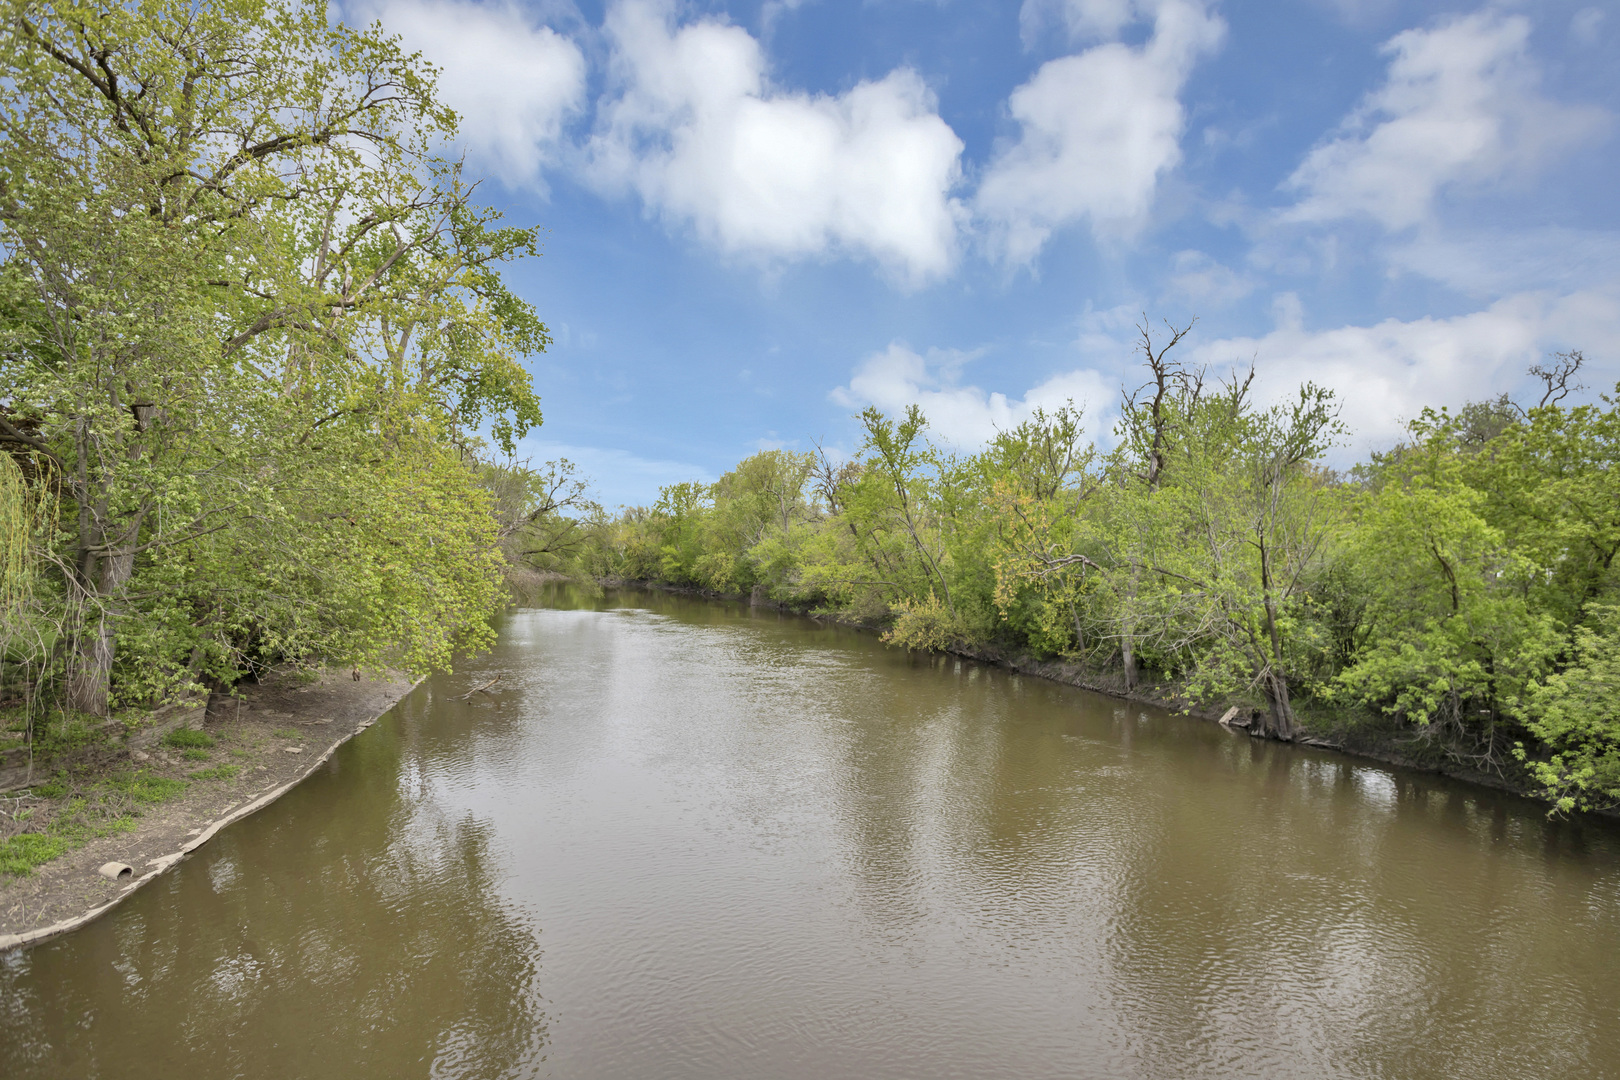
[
  {"xmin": 0, "ymin": 668, "xmax": 421, "ymax": 951},
  {"xmin": 598, "ymin": 577, "xmax": 1593, "ymax": 819},
  {"xmin": 3, "ymin": 582, "xmax": 1603, "ymax": 951}
]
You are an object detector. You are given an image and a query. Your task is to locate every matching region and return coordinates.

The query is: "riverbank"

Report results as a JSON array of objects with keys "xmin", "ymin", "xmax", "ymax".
[
  {"xmin": 0, "ymin": 667, "xmax": 418, "ymax": 950},
  {"xmin": 598, "ymin": 577, "xmax": 1566, "ymax": 814}
]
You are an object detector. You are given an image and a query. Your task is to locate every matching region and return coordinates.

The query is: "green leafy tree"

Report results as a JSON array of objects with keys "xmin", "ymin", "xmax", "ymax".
[
  {"xmin": 1519, "ymin": 604, "xmax": 1620, "ymax": 812},
  {"xmin": 844, "ymin": 405, "xmax": 952, "ymax": 611},
  {"xmin": 1331, "ymin": 432, "xmax": 1561, "ymax": 747},
  {"xmin": 0, "ymin": 0, "xmax": 546, "ymax": 713}
]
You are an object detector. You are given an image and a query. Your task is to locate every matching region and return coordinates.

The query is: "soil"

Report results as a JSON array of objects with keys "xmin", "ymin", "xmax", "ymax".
[{"xmin": 0, "ymin": 667, "xmax": 418, "ymax": 950}]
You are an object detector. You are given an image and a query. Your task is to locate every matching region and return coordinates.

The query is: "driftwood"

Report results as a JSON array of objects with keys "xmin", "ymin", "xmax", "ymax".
[{"xmin": 459, "ymin": 676, "xmax": 501, "ymax": 700}]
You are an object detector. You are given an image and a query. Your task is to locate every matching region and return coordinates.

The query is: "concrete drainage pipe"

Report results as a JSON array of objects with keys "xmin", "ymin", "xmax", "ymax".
[{"xmin": 98, "ymin": 862, "xmax": 134, "ymax": 882}]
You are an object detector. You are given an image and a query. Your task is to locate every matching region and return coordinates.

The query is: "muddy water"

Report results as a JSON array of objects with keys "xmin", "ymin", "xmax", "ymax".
[{"xmin": 4, "ymin": 588, "xmax": 1620, "ymax": 1078}]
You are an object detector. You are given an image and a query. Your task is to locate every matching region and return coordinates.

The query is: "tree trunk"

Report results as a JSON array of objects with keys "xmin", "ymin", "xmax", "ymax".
[
  {"xmin": 66, "ymin": 613, "xmax": 114, "ymax": 716},
  {"xmin": 1259, "ymin": 672, "xmax": 1296, "ymax": 741},
  {"xmin": 1121, "ymin": 619, "xmax": 1137, "ymax": 692},
  {"xmin": 65, "ymin": 544, "xmax": 136, "ymax": 717},
  {"xmin": 1121, "ymin": 566, "xmax": 1140, "ymax": 691}
]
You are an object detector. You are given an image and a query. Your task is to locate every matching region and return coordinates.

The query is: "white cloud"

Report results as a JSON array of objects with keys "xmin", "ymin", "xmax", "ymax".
[
  {"xmin": 1284, "ymin": 11, "xmax": 1607, "ymax": 230},
  {"xmin": 1165, "ymin": 249, "xmax": 1256, "ymax": 307},
  {"xmin": 832, "ymin": 343, "xmax": 1113, "ymax": 448},
  {"xmin": 356, "ymin": 0, "xmax": 586, "ymax": 190},
  {"xmin": 977, "ymin": 0, "xmax": 1225, "ymax": 264},
  {"xmin": 1185, "ymin": 286, "xmax": 1620, "ymax": 453},
  {"xmin": 516, "ymin": 436, "xmax": 715, "ymax": 509},
  {"xmin": 827, "ymin": 282, "xmax": 1620, "ymax": 460},
  {"xmin": 585, "ymin": 0, "xmax": 965, "ymax": 285},
  {"xmin": 1020, "ymin": 0, "xmax": 1144, "ymax": 43},
  {"xmin": 1571, "ymin": 7, "xmax": 1605, "ymax": 47},
  {"xmin": 1305, "ymin": 0, "xmax": 1399, "ymax": 30},
  {"xmin": 1388, "ymin": 228, "xmax": 1620, "ymax": 297}
]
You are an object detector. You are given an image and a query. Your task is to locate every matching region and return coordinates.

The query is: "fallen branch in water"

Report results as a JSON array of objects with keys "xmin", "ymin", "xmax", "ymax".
[{"xmin": 459, "ymin": 676, "xmax": 501, "ymax": 700}]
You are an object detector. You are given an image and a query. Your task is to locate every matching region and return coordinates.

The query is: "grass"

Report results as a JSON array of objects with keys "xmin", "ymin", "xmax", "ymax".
[
  {"xmin": 103, "ymin": 771, "xmax": 188, "ymax": 804},
  {"xmin": 0, "ymin": 832, "xmax": 72, "ymax": 876},
  {"xmin": 189, "ymin": 764, "xmax": 240, "ymax": 781},
  {"xmin": 1, "ymin": 768, "xmax": 190, "ymax": 878},
  {"xmin": 272, "ymin": 727, "xmax": 302, "ymax": 740},
  {"xmin": 181, "ymin": 747, "xmax": 210, "ymax": 761},
  {"xmin": 29, "ymin": 710, "xmax": 110, "ymax": 755},
  {"xmin": 162, "ymin": 728, "xmax": 215, "ymax": 750}
]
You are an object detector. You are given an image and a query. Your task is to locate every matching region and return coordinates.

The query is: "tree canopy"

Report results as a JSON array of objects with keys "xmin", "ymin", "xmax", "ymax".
[{"xmin": 0, "ymin": 0, "xmax": 547, "ymax": 719}]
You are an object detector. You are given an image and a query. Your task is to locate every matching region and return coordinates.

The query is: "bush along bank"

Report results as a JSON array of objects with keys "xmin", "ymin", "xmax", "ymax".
[{"xmin": 570, "ymin": 333, "xmax": 1620, "ymax": 816}]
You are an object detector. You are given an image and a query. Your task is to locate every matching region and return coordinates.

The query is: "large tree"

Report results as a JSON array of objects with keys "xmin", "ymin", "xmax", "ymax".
[{"xmin": 0, "ymin": 0, "xmax": 546, "ymax": 714}]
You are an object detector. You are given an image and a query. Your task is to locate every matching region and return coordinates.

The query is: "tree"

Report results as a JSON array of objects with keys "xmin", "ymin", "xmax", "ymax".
[
  {"xmin": 0, "ymin": 0, "xmax": 546, "ymax": 713},
  {"xmin": 983, "ymin": 405, "xmax": 1107, "ymax": 656},
  {"xmin": 848, "ymin": 405, "xmax": 952, "ymax": 609},
  {"xmin": 1519, "ymin": 603, "xmax": 1620, "ymax": 813},
  {"xmin": 1331, "ymin": 430, "xmax": 1561, "ymax": 756},
  {"xmin": 1174, "ymin": 381, "xmax": 1344, "ymax": 739},
  {"xmin": 481, "ymin": 457, "xmax": 602, "ymax": 572}
]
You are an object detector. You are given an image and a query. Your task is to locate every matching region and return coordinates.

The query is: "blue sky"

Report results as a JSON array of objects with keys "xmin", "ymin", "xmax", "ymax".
[{"xmin": 350, "ymin": 0, "xmax": 1619, "ymax": 507}]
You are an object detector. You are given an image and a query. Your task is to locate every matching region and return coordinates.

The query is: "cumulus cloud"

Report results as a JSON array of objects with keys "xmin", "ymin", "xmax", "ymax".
[
  {"xmin": 585, "ymin": 0, "xmax": 966, "ymax": 285},
  {"xmin": 978, "ymin": 0, "xmax": 1225, "ymax": 264},
  {"xmin": 354, "ymin": 0, "xmax": 587, "ymax": 190},
  {"xmin": 1284, "ymin": 11, "xmax": 1607, "ymax": 230},
  {"xmin": 1185, "ymin": 286, "xmax": 1620, "ymax": 453},
  {"xmin": 832, "ymin": 343, "xmax": 1113, "ymax": 448}
]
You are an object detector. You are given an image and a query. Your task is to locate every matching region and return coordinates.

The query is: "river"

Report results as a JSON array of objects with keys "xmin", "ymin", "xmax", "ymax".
[{"xmin": 4, "ymin": 587, "xmax": 1619, "ymax": 1078}]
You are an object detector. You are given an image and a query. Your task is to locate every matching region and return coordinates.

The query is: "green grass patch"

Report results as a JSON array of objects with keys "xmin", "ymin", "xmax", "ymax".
[
  {"xmin": 2, "ymin": 768, "xmax": 189, "ymax": 877},
  {"xmin": 162, "ymin": 728, "xmax": 215, "ymax": 750},
  {"xmin": 0, "ymin": 833, "xmax": 71, "ymax": 876},
  {"xmin": 29, "ymin": 776, "xmax": 67, "ymax": 799},
  {"xmin": 181, "ymin": 747, "xmax": 210, "ymax": 761},
  {"xmin": 272, "ymin": 727, "xmax": 302, "ymax": 739},
  {"xmin": 190, "ymin": 764, "xmax": 240, "ymax": 781},
  {"xmin": 104, "ymin": 771, "xmax": 188, "ymax": 804},
  {"xmin": 230, "ymin": 748, "xmax": 251, "ymax": 758}
]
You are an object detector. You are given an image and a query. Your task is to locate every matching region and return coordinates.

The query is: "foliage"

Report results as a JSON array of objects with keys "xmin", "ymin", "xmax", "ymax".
[
  {"xmin": 1518, "ymin": 605, "xmax": 1620, "ymax": 813},
  {"xmin": 576, "ymin": 328, "xmax": 1620, "ymax": 814},
  {"xmin": 0, "ymin": 0, "xmax": 549, "ymax": 718}
]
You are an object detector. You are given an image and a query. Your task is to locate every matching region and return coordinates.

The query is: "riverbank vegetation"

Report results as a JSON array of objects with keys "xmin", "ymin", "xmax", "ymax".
[
  {"xmin": 0, "ymin": 1, "xmax": 546, "ymax": 751},
  {"xmin": 570, "ymin": 326, "xmax": 1620, "ymax": 814},
  {"xmin": 0, "ymin": 3, "xmax": 1610, "ymax": 846}
]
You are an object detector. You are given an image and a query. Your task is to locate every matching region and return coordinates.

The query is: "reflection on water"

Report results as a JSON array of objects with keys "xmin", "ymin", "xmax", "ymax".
[
  {"xmin": 4, "ymin": 584, "xmax": 1620, "ymax": 1079},
  {"xmin": 0, "ymin": 708, "xmax": 547, "ymax": 1078}
]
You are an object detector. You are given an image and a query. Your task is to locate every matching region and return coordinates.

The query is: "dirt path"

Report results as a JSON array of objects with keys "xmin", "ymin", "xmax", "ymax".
[{"xmin": 0, "ymin": 669, "xmax": 419, "ymax": 950}]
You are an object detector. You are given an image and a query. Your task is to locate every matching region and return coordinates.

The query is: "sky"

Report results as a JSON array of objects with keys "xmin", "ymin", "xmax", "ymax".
[{"xmin": 344, "ymin": 0, "xmax": 1620, "ymax": 508}]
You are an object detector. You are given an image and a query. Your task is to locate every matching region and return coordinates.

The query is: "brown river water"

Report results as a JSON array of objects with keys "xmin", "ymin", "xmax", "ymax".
[{"xmin": 4, "ymin": 587, "xmax": 1620, "ymax": 1078}]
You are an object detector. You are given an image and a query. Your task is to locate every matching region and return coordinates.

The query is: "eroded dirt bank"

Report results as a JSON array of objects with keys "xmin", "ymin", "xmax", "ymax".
[{"xmin": 0, "ymin": 668, "xmax": 418, "ymax": 950}]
